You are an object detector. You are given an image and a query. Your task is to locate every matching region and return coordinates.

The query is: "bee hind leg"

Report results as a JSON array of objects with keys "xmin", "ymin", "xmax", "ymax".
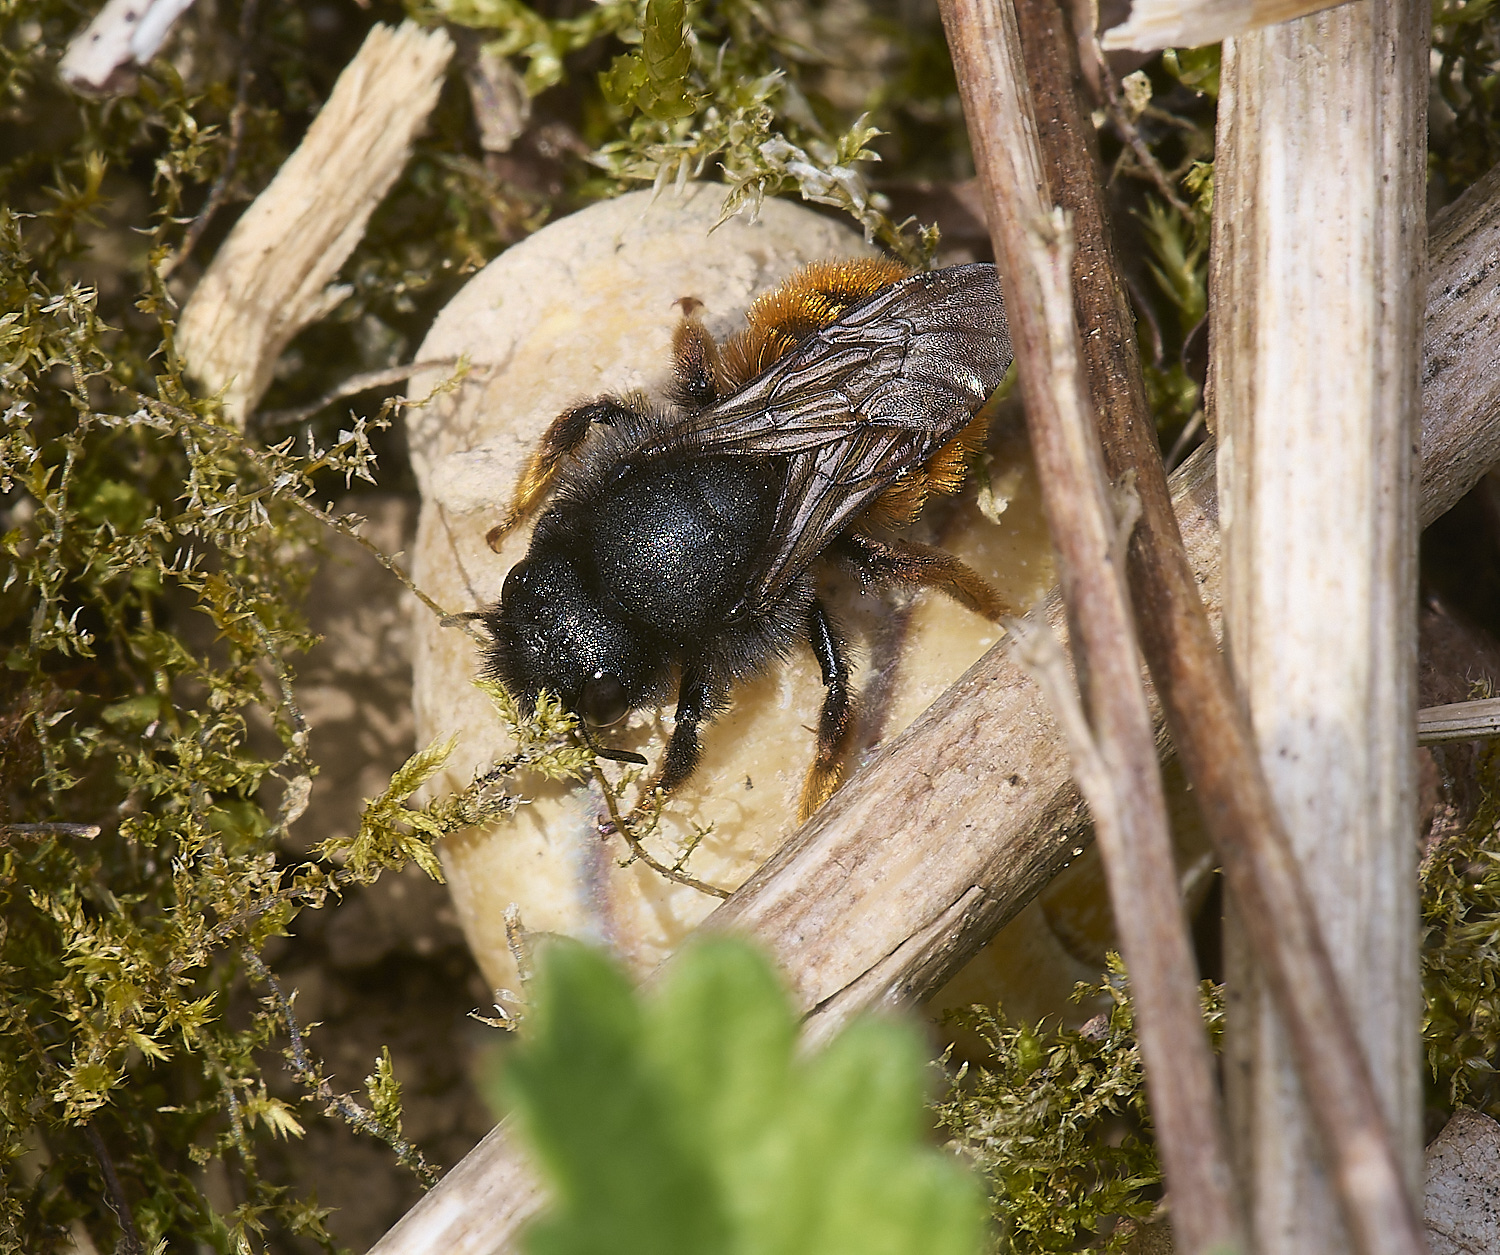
[
  {"xmin": 799, "ymin": 599, "xmax": 855, "ymax": 824},
  {"xmin": 487, "ymin": 399, "xmax": 636, "ymax": 550},
  {"xmin": 668, "ymin": 311, "xmax": 724, "ymax": 410},
  {"xmin": 834, "ymin": 531, "xmax": 1009, "ymax": 622}
]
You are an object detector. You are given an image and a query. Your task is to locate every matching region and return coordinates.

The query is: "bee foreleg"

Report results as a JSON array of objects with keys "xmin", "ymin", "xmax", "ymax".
[
  {"xmin": 488, "ymin": 399, "xmax": 635, "ymax": 550},
  {"xmin": 798, "ymin": 600, "xmax": 855, "ymax": 823},
  {"xmin": 655, "ymin": 664, "xmax": 713, "ymax": 798},
  {"xmin": 833, "ymin": 532, "xmax": 1008, "ymax": 622}
]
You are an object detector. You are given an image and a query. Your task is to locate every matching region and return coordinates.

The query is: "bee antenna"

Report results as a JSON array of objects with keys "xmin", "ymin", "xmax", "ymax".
[{"xmin": 576, "ymin": 722, "xmax": 648, "ymax": 766}]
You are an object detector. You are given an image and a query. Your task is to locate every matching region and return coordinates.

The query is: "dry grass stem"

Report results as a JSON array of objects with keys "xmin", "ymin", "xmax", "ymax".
[
  {"xmin": 175, "ymin": 21, "xmax": 453, "ymax": 424},
  {"xmin": 1016, "ymin": 4, "xmax": 1426, "ymax": 1252},
  {"xmin": 1212, "ymin": 7, "xmax": 1428, "ymax": 1251},
  {"xmin": 1418, "ymin": 697, "xmax": 1500, "ymax": 744},
  {"xmin": 934, "ymin": 0, "xmax": 1242, "ymax": 1238}
]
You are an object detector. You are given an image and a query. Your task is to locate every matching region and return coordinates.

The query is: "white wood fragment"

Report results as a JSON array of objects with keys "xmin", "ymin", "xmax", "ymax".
[
  {"xmin": 1101, "ymin": 0, "xmax": 1353, "ymax": 52},
  {"xmin": 1212, "ymin": 2, "xmax": 1428, "ymax": 1250},
  {"xmin": 175, "ymin": 21, "xmax": 453, "ymax": 425},
  {"xmin": 59, "ymin": 0, "xmax": 198, "ymax": 95}
]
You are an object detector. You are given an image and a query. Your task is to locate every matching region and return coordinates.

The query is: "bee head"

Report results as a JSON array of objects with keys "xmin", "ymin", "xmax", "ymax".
[{"xmin": 483, "ymin": 546, "xmax": 670, "ymax": 734}]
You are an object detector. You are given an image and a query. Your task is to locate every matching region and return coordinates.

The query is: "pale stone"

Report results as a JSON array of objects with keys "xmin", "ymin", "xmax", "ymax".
[
  {"xmin": 406, "ymin": 182, "xmax": 1056, "ymax": 998},
  {"xmin": 1425, "ymin": 1108, "xmax": 1500, "ymax": 1255}
]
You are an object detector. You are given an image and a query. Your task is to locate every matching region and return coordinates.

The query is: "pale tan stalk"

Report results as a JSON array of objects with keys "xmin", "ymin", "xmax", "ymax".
[
  {"xmin": 933, "ymin": 0, "xmax": 1242, "ymax": 1245},
  {"xmin": 1212, "ymin": 6, "xmax": 1428, "ymax": 1253},
  {"xmin": 175, "ymin": 22, "xmax": 453, "ymax": 425},
  {"xmin": 1101, "ymin": 0, "xmax": 1353, "ymax": 52}
]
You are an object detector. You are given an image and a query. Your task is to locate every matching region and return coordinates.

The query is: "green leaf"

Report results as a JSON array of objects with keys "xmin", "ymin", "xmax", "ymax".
[
  {"xmin": 1162, "ymin": 45, "xmax": 1221, "ymax": 99},
  {"xmin": 506, "ymin": 940, "xmax": 729, "ymax": 1255},
  {"xmin": 503, "ymin": 938, "xmax": 986, "ymax": 1255}
]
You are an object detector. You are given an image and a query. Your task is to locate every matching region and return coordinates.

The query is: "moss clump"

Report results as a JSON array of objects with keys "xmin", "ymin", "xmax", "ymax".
[{"xmin": 934, "ymin": 957, "xmax": 1211, "ymax": 1253}]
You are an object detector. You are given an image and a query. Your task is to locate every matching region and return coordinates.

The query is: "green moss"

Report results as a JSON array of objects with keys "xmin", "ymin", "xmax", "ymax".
[
  {"xmin": 1422, "ymin": 744, "xmax": 1500, "ymax": 1118},
  {"xmin": 934, "ymin": 957, "xmax": 1208, "ymax": 1253}
]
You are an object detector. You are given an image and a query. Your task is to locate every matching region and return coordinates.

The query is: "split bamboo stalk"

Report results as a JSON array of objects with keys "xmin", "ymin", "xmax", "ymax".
[
  {"xmin": 1012, "ymin": 3, "xmax": 1422, "ymax": 1252},
  {"xmin": 370, "ymin": 172, "xmax": 1500, "ymax": 1255},
  {"xmin": 1211, "ymin": 8, "xmax": 1428, "ymax": 1254},
  {"xmin": 934, "ymin": 0, "xmax": 1241, "ymax": 1242}
]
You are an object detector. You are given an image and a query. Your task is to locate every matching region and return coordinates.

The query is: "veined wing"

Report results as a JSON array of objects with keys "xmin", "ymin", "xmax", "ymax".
[{"xmin": 658, "ymin": 263, "xmax": 1011, "ymax": 613}]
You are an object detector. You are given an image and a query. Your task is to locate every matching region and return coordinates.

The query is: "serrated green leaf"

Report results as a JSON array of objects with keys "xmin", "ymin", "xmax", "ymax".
[
  {"xmin": 507, "ymin": 940, "xmax": 729, "ymax": 1255},
  {"xmin": 504, "ymin": 938, "xmax": 985, "ymax": 1255}
]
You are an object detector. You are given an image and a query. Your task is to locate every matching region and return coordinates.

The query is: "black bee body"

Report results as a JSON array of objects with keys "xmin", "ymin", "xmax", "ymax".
[{"xmin": 484, "ymin": 260, "xmax": 1013, "ymax": 819}]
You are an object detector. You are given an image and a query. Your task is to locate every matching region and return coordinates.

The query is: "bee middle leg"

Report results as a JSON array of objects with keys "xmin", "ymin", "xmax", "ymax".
[
  {"xmin": 833, "ymin": 531, "xmax": 1008, "ymax": 622},
  {"xmin": 669, "ymin": 313, "xmax": 723, "ymax": 409},
  {"xmin": 799, "ymin": 599, "xmax": 855, "ymax": 823}
]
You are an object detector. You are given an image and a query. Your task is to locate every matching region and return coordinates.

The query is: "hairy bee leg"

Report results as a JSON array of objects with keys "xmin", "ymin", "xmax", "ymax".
[
  {"xmin": 798, "ymin": 599, "xmax": 855, "ymax": 823},
  {"xmin": 654, "ymin": 664, "xmax": 714, "ymax": 798},
  {"xmin": 834, "ymin": 531, "xmax": 1009, "ymax": 622},
  {"xmin": 487, "ymin": 400, "xmax": 628, "ymax": 550},
  {"xmin": 669, "ymin": 315, "xmax": 723, "ymax": 409}
]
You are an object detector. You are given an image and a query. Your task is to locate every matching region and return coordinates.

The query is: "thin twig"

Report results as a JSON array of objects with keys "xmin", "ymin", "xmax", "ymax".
[
  {"xmin": 1090, "ymin": 39, "xmax": 1193, "ymax": 219},
  {"xmin": 938, "ymin": 0, "xmax": 1243, "ymax": 1249},
  {"xmin": 1165, "ymin": 408, "xmax": 1205, "ymax": 471},
  {"xmin": 81, "ymin": 1121, "xmax": 144, "ymax": 1255},
  {"xmin": 590, "ymin": 763, "xmax": 731, "ymax": 899},
  {"xmin": 0, "ymin": 822, "xmax": 101, "ymax": 840},
  {"xmin": 243, "ymin": 950, "xmax": 441, "ymax": 1187},
  {"xmin": 159, "ymin": 0, "xmax": 262, "ymax": 280},
  {"xmin": 1419, "ymin": 696, "xmax": 1500, "ymax": 743},
  {"xmin": 254, "ymin": 359, "xmax": 461, "ymax": 429}
]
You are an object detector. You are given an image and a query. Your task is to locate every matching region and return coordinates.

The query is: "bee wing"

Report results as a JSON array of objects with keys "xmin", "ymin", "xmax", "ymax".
[{"xmin": 671, "ymin": 264, "xmax": 1012, "ymax": 612}]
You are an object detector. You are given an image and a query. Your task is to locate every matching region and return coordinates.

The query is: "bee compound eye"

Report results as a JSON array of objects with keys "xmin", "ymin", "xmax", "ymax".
[{"xmin": 581, "ymin": 673, "xmax": 629, "ymax": 727}]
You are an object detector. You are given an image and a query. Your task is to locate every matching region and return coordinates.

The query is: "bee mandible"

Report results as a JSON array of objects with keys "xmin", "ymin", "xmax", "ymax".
[{"xmin": 481, "ymin": 258, "xmax": 1014, "ymax": 821}]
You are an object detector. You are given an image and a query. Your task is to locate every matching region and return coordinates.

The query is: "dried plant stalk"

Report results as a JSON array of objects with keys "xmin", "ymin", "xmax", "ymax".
[
  {"xmin": 1418, "ymin": 697, "xmax": 1500, "ymax": 744},
  {"xmin": 371, "ymin": 175, "xmax": 1500, "ymax": 1247},
  {"xmin": 176, "ymin": 21, "xmax": 453, "ymax": 424},
  {"xmin": 1015, "ymin": 3, "xmax": 1422, "ymax": 1252},
  {"xmin": 1420, "ymin": 160, "xmax": 1500, "ymax": 529},
  {"xmin": 1019, "ymin": 209, "xmax": 1246, "ymax": 1255},
  {"xmin": 932, "ymin": 0, "xmax": 1241, "ymax": 1243},
  {"xmin": 1212, "ymin": 6, "xmax": 1428, "ymax": 1253},
  {"xmin": 1100, "ymin": 0, "xmax": 1350, "ymax": 51}
]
